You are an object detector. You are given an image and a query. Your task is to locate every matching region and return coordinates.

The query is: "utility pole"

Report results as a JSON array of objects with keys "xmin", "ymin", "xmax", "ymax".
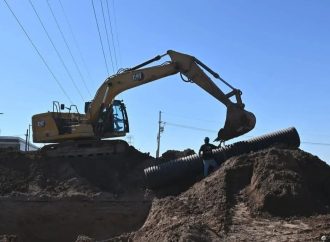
[
  {"xmin": 28, "ymin": 124, "xmax": 32, "ymax": 151},
  {"xmin": 0, "ymin": 113, "xmax": 3, "ymax": 136},
  {"xmin": 25, "ymin": 129, "xmax": 28, "ymax": 152},
  {"xmin": 156, "ymin": 111, "xmax": 165, "ymax": 158},
  {"xmin": 126, "ymin": 135, "xmax": 134, "ymax": 146}
]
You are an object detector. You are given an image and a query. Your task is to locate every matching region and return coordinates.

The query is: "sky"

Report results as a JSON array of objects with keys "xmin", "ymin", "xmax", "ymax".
[{"xmin": 0, "ymin": 0, "xmax": 329, "ymax": 163}]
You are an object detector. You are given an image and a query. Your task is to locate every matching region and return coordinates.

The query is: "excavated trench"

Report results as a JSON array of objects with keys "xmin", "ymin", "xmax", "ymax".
[{"xmin": 0, "ymin": 198, "xmax": 150, "ymax": 242}]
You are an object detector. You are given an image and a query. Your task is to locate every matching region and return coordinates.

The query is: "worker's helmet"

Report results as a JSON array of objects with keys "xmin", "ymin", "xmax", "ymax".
[{"xmin": 204, "ymin": 137, "xmax": 210, "ymax": 143}]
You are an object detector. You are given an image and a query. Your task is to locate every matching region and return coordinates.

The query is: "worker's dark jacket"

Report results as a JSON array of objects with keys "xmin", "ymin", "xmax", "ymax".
[{"xmin": 199, "ymin": 143, "xmax": 217, "ymax": 160}]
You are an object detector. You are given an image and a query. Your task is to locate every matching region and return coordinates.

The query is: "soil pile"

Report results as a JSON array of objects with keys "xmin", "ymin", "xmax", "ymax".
[
  {"xmin": 247, "ymin": 148, "xmax": 330, "ymax": 216},
  {"xmin": 160, "ymin": 149, "xmax": 196, "ymax": 161},
  {"xmin": 1, "ymin": 146, "xmax": 330, "ymax": 241},
  {"xmin": 128, "ymin": 147, "xmax": 330, "ymax": 241},
  {"xmin": 0, "ymin": 147, "xmax": 152, "ymax": 242},
  {"xmin": 0, "ymin": 146, "xmax": 150, "ymax": 198}
]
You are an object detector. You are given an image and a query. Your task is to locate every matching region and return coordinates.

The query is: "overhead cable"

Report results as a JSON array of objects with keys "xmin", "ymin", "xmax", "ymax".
[
  {"xmin": 165, "ymin": 122, "xmax": 216, "ymax": 133},
  {"xmin": 58, "ymin": 0, "xmax": 94, "ymax": 94},
  {"xmin": 47, "ymin": 0, "xmax": 92, "ymax": 97},
  {"xmin": 2, "ymin": 0, "xmax": 73, "ymax": 104},
  {"xmin": 165, "ymin": 119, "xmax": 330, "ymax": 147},
  {"xmin": 111, "ymin": 0, "xmax": 122, "ymax": 66},
  {"xmin": 91, "ymin": 0, "xmax": 110, "ymax": 76},
  {"xmin": 100, "ymin": 0, "xmax": 115, "ymax": 73},
  {"xmin": 105, "ymin": 0, "xmax": 118, "ymax": 70},
  {"xmin": 163, "ymin": 111, "xmax": 219, "ymax": 124},
  {"xmin": 28, "ymin": 0, "xmax": 85, "ymax": 102},
  {"xmin": 302, "ymin": 142, "xmax": 330, "ymax": 146}
]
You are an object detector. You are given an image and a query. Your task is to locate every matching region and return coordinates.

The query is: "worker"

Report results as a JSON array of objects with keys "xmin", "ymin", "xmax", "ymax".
[
  {"xmin": 199, "ymin": 137, "xmax": 219, "ymax": 177},
  {"xmin": 113, "ymin": 113, "xmax": 123, "ymax": 130}
]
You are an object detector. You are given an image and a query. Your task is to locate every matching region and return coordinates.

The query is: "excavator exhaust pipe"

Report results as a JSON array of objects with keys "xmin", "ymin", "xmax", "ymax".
[{"xmin": 216, "ymin": 104, "xmax": 256, "ymax": 142}]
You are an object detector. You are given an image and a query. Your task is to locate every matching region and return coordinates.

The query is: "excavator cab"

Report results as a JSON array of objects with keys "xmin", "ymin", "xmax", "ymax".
[
  {"xmin": 109, "ymin": 100, "xmax": 129, "ymax": 134},
  {"xmin": 92, "ymin": 100, "xmax": 129, "ymax": 138}
]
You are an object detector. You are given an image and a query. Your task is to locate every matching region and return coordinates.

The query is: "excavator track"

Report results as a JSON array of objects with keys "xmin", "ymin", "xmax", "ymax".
[{"xmin": 40, "ymin": 139, "xmax": 129, "ymax": 158}]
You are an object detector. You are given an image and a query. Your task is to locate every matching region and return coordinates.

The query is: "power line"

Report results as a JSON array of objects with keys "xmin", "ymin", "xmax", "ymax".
[
  {"xmin": 163, "ymin": 111, "xmax": 219, "ymax": 124},
  {"xmin": 105, "ymin": 0, "xmax": 118, "ymax": 70},
  {"xmin": 100, "ymin": 0, "xmax": 115, "ymax": 73},
  {"xmin": 165, "ymin": 112, "xmax": 330, "ymax": 143},
  {"xmin": 165, "ymin": 121, "xmax": 216, "ymax": 133},
  {"xmin": 165, "ymin": 121, "xmax": 330, "ymax": 147},
  {"xmin": 47, "ymin": 0, "xmax": 92, "ymax": 97},
  {"xmin": 28, "ymin": 0, "xmax": 85, "ymax": 103},
  {"xmin": 111, "ymin": 0, "xmax": 122, "ymax": 66},
  {"xmin": 91, "ymin": 0, "xmax": 109, "ymax": 76},
  {"xmin": 302, "ymin": 142, "xmax": 330, "ymax": 146},
  {"xmin": 2, "ymin": 0, "xmax": 73, "ymax": 104},
  {"xmin": 58, "ymin": 0, "xmax": 94, "ymax": 95}
]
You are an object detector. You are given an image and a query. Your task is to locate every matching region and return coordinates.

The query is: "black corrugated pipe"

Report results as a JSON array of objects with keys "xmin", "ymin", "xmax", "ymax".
[{"xmin": 144, "ymin": 127, "xmax": 300, "ymax": 189}]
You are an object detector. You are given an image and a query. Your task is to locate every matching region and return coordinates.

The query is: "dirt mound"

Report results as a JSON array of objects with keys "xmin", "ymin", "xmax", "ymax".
[
  {"xmin": 129, "ymin": 147, "xmax": 330, "ymax": 241},
  {"xmin": 0, "ymin": 146, "xmax": 152, "ymax": 242},
  {"xmin": 247, "ymin": 148, "xmax": 330, "ymax": 216},
  {"xmin": 160, "ymin": 149, "xmax": 196, "ymax": 161},
  {"xmin": 0, "ymin": 146, "xmax": 150, "ymax": 198}
]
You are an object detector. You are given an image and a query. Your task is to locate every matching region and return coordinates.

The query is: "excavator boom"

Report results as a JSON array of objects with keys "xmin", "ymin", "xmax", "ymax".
[{"xmin": 85, "ymin": 50, "xmax": 255, "ymax": 141}]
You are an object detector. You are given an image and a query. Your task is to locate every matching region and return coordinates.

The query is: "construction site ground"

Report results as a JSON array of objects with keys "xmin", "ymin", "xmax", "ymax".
[{"xmin": 0, "ymin": 145, "xmax": 329, "ymax": 242}]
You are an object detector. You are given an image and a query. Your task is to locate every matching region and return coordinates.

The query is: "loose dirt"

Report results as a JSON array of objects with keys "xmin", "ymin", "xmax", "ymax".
[
  {"xmin": 0, "ymin": 147, "xmax": 152, "ymax": 242},
  {"xmin": 0, "ymin": 146, "xmax": 329, "ymax": 242},
  {"xmin": 127, "ymin": 148, "xmax": 330, "ymax": 242}
]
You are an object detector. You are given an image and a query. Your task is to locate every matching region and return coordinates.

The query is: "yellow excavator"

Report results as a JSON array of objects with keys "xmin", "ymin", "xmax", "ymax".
[{"xmin": 32, "ymin": 50, "xmax": 256, "ymax": 157}]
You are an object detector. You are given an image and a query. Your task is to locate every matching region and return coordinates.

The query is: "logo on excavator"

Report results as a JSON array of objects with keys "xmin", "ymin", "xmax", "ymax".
[
  {"xmin": 37, "ymin": 120, "xmax": 46, "ymax": 127},
  {"xmin": 132, "ymin": 72, "xmax": 144, "ymax": 81}
]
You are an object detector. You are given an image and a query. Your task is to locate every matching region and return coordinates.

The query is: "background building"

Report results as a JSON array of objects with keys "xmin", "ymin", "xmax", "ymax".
[{"xmin": 0, "ymin": 136, "xmax": 39, "ymax": 151}]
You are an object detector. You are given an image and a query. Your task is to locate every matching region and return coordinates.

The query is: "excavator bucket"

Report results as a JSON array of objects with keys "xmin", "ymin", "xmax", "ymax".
[{"xmin": 216, "ymin": 104, "xmax": 256, "ymax": 142}]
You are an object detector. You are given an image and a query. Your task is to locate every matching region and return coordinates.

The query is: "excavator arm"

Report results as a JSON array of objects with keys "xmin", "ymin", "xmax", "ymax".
[
  {"xmin": 86, "ymin": 60, "xmax": 178, "ymax": 122},
  {"xmin": 86, "ymin": 50, "xmax": 256, "ymax": 142}
]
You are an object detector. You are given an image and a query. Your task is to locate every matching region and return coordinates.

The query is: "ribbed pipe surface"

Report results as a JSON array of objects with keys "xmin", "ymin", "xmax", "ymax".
[{"xmin": 144, "ymin": 127, "xmax": 300, "ymax": 189}]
